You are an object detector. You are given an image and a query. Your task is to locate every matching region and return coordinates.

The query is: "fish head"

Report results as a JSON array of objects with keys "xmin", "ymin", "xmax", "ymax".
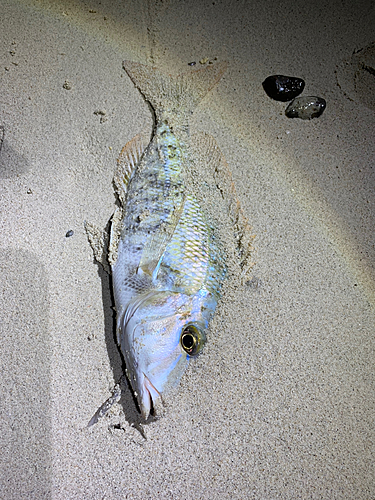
[{"xmin": 119, "ymin": 289, "xmax": 217, "ymax": 419}]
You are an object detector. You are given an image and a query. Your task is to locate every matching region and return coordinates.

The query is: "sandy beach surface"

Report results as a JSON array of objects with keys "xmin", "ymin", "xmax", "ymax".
[{"xmin": 1, "ymin": 0, "xmax": 374, "ymax": 498}]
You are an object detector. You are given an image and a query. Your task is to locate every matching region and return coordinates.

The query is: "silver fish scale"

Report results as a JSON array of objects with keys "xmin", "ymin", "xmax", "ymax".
[{"xmin": 160, "ymin": 193, "xmax": 225, "ymax": 297}]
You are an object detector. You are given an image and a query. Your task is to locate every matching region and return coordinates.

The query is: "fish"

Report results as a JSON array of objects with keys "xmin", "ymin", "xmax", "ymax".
[{"xmin": 86, "ymin": 60, "xmax": 253, "ymax": 422}]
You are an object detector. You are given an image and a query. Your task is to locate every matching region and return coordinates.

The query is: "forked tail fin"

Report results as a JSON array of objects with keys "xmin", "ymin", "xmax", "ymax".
[{"xmin": 123, "ymin": 60, "xmax": 228, "ymax": 115}]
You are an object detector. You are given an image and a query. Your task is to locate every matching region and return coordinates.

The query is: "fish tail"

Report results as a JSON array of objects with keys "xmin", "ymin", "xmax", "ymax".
[{"xmin": 123, "ymin": 60, "xmax": 228, "ymax": 115}]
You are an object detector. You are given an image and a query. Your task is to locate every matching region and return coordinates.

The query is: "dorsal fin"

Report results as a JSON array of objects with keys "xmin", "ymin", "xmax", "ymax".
[
  {"xmin": 114, "ymin": 129, "xmax": 151, "ymax": 204},
  {"xmin": 191, "ymin": 131, "xmax": 255, "ymax": 281}
]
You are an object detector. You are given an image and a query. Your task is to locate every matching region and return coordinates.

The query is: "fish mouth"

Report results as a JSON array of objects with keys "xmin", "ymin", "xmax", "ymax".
[{"xmin": 140, "ymin": 372, "xmax": 162, "ymax": 420}]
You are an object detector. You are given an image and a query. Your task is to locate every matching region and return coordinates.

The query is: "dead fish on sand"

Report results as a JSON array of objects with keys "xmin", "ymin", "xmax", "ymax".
[{"xmin": 86, "ymin": 60, "xmax": 253, "ymax": 423}]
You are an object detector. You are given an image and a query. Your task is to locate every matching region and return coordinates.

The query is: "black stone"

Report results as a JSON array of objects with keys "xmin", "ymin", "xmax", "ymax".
[
  {"xmin": 285, "ymin": 96, "xmax": 326, "ymax": 119},
  {"xmin": 262, "ymin": 75, "xmax": 305, "ymax": 102}
]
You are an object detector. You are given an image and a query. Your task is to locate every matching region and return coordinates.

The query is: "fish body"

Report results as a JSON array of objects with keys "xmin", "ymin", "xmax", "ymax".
[
  {"xmin": 86, "ymin": 60, "xmax": 253, "ymax": 422},
  {"xmin": 109, "ymin": 61, "xmax": 228, "ymax": 419}
]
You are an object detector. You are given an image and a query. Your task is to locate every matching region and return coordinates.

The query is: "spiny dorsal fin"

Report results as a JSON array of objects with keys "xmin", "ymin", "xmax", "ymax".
[{"xmin": 114, "ymin": 129, "xmax": 151, "ymax": 204}]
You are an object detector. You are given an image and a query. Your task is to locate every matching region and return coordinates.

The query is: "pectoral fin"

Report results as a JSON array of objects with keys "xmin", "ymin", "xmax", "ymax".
[{"xmin": 138, "ymin": 197, "xmax": 186, "ymax": 281}]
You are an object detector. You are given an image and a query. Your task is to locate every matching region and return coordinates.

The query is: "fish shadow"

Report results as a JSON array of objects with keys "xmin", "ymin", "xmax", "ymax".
[{"xmin": 95, "ymin": 259, "xmax": 148, "ymax": 430}]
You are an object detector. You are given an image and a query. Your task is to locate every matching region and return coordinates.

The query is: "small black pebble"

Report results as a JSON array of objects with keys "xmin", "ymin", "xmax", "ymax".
[
  {"xmin": 285, "ymin": 96, "xmax": 326, "ymax": 119},
  {"xmin": 262, "ymin": 75, "xmax": 305, "ymax": 102},
  {"xmin": 66, "ymin": 230, "xmax": 74, "ymax": 237},
  {"xmin": 188, "ymin": 61, "xmax": 196, "ymax": 66}
]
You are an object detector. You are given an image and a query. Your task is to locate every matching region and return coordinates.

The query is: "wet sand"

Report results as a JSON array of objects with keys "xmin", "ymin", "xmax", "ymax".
[{"xmin": 1, "ymin": 0, "xmax": 374, "ymax": 498}]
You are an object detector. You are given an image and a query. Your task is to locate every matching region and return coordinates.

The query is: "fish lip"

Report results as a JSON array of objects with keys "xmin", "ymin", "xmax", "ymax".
[{"xmin": 140, "ymin": 372, "xmax": 162, "ymax": 420}]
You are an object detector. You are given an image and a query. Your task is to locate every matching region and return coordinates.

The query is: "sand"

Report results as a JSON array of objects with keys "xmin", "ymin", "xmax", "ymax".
[{"xmin": 0, "ymin": 0, "xmax": 374, "ymax": 498}]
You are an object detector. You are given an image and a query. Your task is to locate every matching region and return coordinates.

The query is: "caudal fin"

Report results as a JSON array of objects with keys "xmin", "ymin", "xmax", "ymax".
[{"xmin": 123, "ymin": 60, "xmax": 227, "ymax": 114}]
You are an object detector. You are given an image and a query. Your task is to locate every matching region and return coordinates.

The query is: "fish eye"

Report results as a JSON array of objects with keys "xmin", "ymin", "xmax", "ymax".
[{"xmin": 180, "ymin": 325, "xmax": 205, "ymax": 356}]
